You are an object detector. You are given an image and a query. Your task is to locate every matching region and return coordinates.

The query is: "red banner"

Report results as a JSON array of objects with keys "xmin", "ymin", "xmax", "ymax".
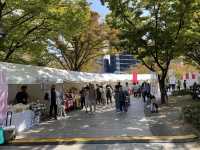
[{"xmin": 132, "ymin": 72, "xmax": 138, "ymax": 83}]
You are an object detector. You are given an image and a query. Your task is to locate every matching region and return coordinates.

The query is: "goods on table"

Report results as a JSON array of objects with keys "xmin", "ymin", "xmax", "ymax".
[
  {"xmin": 29, "ymin": 103, "xmax": 47, "ymax": 125},
  {"xmin": 64, "ymin": 93, "xmax": 74, "ymax": 112},
  {"xmin": 8, "ymin": 104, "xmax": 30, "ymax": 113}
]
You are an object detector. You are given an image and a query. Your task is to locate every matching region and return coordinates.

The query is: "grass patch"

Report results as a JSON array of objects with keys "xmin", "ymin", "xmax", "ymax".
[
  {"xmin": 171, "ymin": 90, "xmax": 191, "ymax": 96},
  {"xmin": 183, "ymin": 103, "xmax": 200, "ymax": 130}
]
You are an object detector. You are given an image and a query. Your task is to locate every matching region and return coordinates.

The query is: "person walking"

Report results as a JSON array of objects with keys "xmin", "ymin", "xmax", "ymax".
[
  {"xmin": 177, "ymin": 80, "xmax": 181, "ymax": 91},
  {"xmin": 119, "ymin": 86, "xmax": 126, "ymax": 112},
  {"xmin": 96, "ymin": 84, "xmax": 102, "ymax": 104},
  {"xmin": 114, "ymin": 85, "xmax": 120, "ymax": 112},
  {"xmin": 80, "ymin": 88, "xmax": 85, "ymax": 109},
  {"xmin": 101, "ymin": 85, "xmax": 106, "ymax": 105},
  {"xmin": 88, "ymin": 84, "xmax": 97, "ymax": 113},
  {"xmin": 183, "ymin": 80, "xmax": 187, "ymax": 91},
  {"xmin": 145, "ymin": 82, "xmax": 151, "ymax": 105},
  {"xmin": 132, "ymin": 83, "xmax": 137, "ymax": 97},
  {"xmin": 106, "ymin": 85, "xmax": 112, "ymax": 104},
  {"xmin": 124, "ymin": 82, "xmax": 130, "ymax": 106},
  {"xmin": 84, "ymin": 86, "xmax": 90, "ymax": 113},
  {"xmin": 141, "ymin": 82, "xmax": 147, "ymax": 103}
]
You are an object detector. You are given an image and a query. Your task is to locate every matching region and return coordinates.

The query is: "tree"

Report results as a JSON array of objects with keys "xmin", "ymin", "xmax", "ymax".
[
  {"xmin": 0, "ymin": 0, "xmax": 96, "ymax": 68},
  {"xmin": 169, "ymin": 62, "xmax": 199, "ymax": 79},
  {"xmin": 182, "ymin": 7, "xmax": 200, "ymax": 68},
  {"xmin": 0, "ymin": 0, "xmax": 62, "ymax": 62},
  {"xmin": 129, "ymin": 64, "xmax": 149, "ymax": 74},
  {"xmin": 104, "ymin": 0, "xmax": 198, "ymax": 103},
  {"xmin": 185, "ymin": 44, "xmax": 200, "ymax": 68},
  {"xmin": 53, "ymin": 11, "xmax": 115, "ymax": 71}
]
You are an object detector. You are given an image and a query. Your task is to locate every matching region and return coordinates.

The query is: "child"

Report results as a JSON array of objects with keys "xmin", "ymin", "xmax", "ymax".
[{"xmin": 150, "ymin": 95, "xmax": 158, "ymax": 113}]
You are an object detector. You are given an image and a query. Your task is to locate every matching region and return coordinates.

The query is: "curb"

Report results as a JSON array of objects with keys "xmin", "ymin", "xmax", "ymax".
[{"xmin": 9, "ymin": 134, "xmax": 199, "ymax": 145}]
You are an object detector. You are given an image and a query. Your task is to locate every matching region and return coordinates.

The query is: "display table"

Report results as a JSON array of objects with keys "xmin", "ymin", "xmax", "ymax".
[
  {"xmin": 64, "ymin": 99, "xmax": 74, "ymax": 112},
  {"xmin": 11, "ymin": 110, "xmax": 34, "ymax": 132}
]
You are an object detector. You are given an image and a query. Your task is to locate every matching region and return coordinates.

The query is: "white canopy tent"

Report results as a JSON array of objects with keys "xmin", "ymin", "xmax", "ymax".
[{"xmin": 0, "ymin": 62, "xmax": 151, "ymax": 84}]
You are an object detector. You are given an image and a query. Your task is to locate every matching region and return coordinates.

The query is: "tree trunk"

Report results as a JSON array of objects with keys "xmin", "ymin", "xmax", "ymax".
[{"xmin": 158, "ymin": 75, "xmax": 167, "ymax": 104}]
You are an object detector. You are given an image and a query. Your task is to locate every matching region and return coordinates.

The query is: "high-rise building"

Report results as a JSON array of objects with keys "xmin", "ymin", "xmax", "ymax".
[{"xmin": 103, "ymin": 53, "xmax": 138, "ymax": 73}]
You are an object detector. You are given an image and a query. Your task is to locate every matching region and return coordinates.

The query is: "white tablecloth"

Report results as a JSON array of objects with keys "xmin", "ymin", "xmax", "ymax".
[{"xmin": 11, "ymin": 110, "xmax": 34, "ymax": 132}]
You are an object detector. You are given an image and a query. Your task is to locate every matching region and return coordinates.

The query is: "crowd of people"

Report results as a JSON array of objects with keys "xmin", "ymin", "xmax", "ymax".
[
  {"xmin": 78, "ymin": 81, "xmax": 158, "ymax": 113},
  {"xmin": 13, "ymin": 77, "xmax": 200, "ymax": 122},
  {"xmin": 166, "ymin": 79, "xmax": 189, "ymax": 92},
  {"xmin": 14, "ymin": 81, "xmax": 160, "ymax": 120},
  {"xmin": 79, "ymin": 82, "xmax": 134, "ymax": 113}
]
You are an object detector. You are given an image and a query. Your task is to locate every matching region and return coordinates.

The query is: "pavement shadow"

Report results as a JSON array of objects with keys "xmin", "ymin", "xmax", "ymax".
[
  {"xmin": 143, "ymin": 95, "xmax": 199, "ymax": 137},
  {"xmin": 18, "ymin": 98, "xmax": 152, "ymax": 139}
]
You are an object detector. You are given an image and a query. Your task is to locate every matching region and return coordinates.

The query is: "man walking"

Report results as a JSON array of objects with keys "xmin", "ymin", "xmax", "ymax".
[{"xmin": 106, "ymin": 85, "xmax": 112, "ymax": 104}]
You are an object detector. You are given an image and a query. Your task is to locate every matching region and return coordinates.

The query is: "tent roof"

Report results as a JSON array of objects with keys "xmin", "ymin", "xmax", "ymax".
[{"xmin": 0, "ymin": 62, "xmax": 151, "ymax": 84}]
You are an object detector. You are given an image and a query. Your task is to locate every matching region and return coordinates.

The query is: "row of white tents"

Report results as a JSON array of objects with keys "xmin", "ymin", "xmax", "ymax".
[
  {"xmin": 0, "ymin": 62, "xmax": 151, "ymax": 84},
  {"xmin": 0, "ymin": 62, "xmax": 154, "ymax": 132}
]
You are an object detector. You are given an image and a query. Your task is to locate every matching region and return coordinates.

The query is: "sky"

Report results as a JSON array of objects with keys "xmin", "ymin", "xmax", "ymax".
[{"xmin": 87, "ymin": 0, "xmax": 110, "ymax": 21}]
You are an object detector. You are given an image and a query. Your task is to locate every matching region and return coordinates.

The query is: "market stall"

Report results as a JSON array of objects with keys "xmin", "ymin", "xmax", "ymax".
[
  {"xmin": 0, "ymin": 63, "xmax": 65, "ymax": 132},
  {"xmin": 0, "ymin": 62, "xmax": 152, "ymax": 133}
]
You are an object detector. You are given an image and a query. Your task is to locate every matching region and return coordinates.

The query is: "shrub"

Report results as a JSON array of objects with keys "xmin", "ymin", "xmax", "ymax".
[
  {"xmin": 183, "ymin": 103, "xmax": 200, "ymax": 130},
  {"xmin": 172, "ymin": 90, "xmax": 191, "ymax": 96}
]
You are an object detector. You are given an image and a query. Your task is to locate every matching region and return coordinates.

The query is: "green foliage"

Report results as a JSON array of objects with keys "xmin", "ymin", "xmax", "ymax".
[
  {"xmin": 179, "ymin": 2, "xmax": 200, "ymax": 68},
  {"xmin": 172, "ymin": 90, "xmax": 191, "ymax": 96},
  {"xmin": 105, "ymin": 0, "xmax": 199, "ymax": 103},
  {"xmin": 0, "ymin": 0, "xmax": 91, "ymax": 66},
  {"xmin": 48, "ymin": 0, "xmax": 90, "ymax": 40},
  {"xmin": 183, "ymin": 103, "xmax": 200, "ymax": 130},
  {"xmin": 0, "ymin": 0, "xmax": 60, "ymax": 62},
  {"xmin": 54, "ymin": 11, "xmax": 112, "ymax": 71},
  {"xmin": 105, "ymin": 0, "xmax": 197, "ymax": 71}
]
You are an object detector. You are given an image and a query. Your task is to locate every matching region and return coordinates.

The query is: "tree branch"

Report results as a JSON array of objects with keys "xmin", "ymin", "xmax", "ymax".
[
  {"xmin": 4, "ymin": 19, "xmax": 46, "ymax": 60},
  {"xmin": 7, "ymin": 14, "xmax": 35, "ymax": 33},
  {"xmin": 141, "ymin": 58, "xmax": 155, "ymax": 72}
]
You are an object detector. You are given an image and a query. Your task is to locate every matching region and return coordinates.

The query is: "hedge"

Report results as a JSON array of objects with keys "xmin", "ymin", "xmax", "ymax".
[
  {"xmin": 172, "ymin": 90, "xmax": 191, "ymax": 96},
  {"xmin": 183, "ymin": 103, "xmax": 200, "ymax": 130}
]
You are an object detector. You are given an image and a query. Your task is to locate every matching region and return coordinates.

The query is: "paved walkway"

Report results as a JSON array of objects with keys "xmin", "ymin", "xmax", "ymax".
[
  {"xmin": 17, "ymin": 97, "xmax": 152, "ymax": 139},
  {"xmin": 15, "ymin": 96, "xmax": 197, "ymax": 141},
  {"xmin": 2, "ymin": 142, "xmax": 200, "ymax": 150}
]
